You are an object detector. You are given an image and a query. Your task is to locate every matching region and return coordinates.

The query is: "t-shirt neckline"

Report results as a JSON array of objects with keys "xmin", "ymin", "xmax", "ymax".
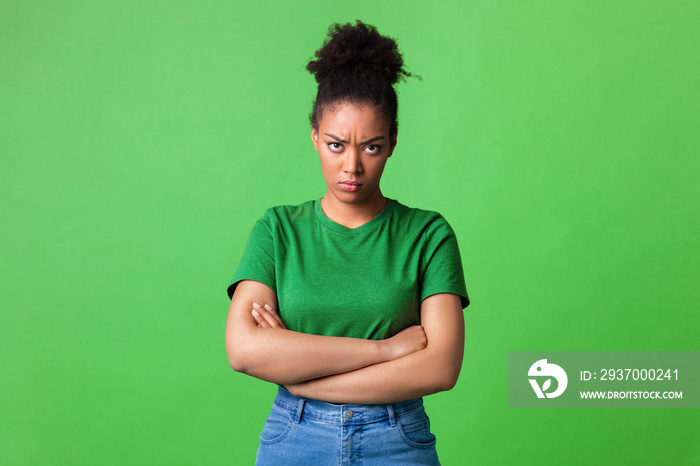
[{"xmin": 314, "ymin": 198, "xmax": 396, "ymax": 234}]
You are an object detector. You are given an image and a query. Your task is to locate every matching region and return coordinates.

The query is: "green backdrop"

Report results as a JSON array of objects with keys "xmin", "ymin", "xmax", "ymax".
[{"xmin": 2, "ymin": 1, "xmax": 698, "ymax": 464}]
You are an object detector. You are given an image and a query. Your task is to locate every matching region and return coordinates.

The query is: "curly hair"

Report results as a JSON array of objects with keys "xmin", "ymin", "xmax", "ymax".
[{"xmin": 306, "ymin": 20, "xmax": 418, "ymax": 137}]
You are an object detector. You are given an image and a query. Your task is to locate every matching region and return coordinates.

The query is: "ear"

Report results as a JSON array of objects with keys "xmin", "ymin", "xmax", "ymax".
[
  {"xmin": 387, "ymin": 132, "xmax": 398, "ymax": 158},
  {"xmin": 311, "ymin": 128, "xmax": 319, "ymax": 152}
]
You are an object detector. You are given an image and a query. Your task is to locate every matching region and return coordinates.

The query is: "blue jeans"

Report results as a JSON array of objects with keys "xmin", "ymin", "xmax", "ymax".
[{"xmin": 255, "ymin": 387, "xmax": 440, "ymax": 465}]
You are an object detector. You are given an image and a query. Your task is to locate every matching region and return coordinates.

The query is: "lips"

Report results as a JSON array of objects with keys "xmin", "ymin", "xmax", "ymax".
[{"xmin": 340, "ymin": 180, "xmax": 362, "ymax": 192}]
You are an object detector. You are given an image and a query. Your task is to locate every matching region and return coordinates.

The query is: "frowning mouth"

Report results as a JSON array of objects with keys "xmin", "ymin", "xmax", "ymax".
[{"xmin": 340, "ymin": 181, "xmax": 362, "ymax": 192}]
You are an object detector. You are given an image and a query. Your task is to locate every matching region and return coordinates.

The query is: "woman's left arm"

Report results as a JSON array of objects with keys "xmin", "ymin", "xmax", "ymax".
[{"xmin": 285, "ymin": 293, "xmax": 465, "ymax": 404}]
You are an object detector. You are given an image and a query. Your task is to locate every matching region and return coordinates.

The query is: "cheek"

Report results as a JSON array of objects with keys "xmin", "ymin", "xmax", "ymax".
[
  {"xmin": 367, "ymin": 159, "xmax": 388, "ymax": 178},
  {"xmin": 318, "ymin": 154, "xmax": 337, "ymax": 178}
]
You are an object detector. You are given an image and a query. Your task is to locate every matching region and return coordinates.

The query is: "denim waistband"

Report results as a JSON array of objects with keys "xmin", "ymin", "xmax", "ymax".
[{"xmin": 273, "ymin": 387, "xmax": 424, "ymax": 426}]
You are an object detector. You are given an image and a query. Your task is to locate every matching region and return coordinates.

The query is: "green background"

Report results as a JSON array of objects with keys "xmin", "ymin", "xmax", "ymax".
[{"xmin": 2, "ymin": 1, "xmax": 698, "ymax": 464}]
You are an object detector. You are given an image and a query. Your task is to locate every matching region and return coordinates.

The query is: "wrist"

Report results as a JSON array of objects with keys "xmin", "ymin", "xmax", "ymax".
[{"xmin": 376, "ymin": 339, "xmax": 392, "ymax": 362}]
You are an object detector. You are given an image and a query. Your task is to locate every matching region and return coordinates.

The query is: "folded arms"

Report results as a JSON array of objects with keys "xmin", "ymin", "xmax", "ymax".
[{"xmin": 225, "ymin": 279, "xmax": 464, "ymax": 403}]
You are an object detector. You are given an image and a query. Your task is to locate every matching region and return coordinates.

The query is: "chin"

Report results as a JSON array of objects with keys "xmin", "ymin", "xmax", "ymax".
[
  {"xmin": 335, "ymin": 193, "xmax": 366, "ymax": 204},
  {"xmin": 329, "ymin": 185, "xmax": 380, "ymax": 205}
]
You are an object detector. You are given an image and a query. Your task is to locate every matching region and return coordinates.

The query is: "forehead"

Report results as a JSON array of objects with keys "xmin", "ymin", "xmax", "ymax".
[{"xmin": 319, "ymin": 102, "xmax": 390, "ymax": 135}]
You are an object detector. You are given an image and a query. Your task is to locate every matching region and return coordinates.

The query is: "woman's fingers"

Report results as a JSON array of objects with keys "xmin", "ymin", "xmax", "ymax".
[
  {"xmin": 264, "ymin": 304, "xmax": 288, "ymax": 329},
  {"xmin": 251, "ymin": 305, "xmax": 271, "ymax": 328},
  {"xmin": 252, "ymin": 302, "xmax": 276, "ymax": 327},
  {"xmin": 252, "ymin": 302, "xmax": 287, "ymax": 329}
]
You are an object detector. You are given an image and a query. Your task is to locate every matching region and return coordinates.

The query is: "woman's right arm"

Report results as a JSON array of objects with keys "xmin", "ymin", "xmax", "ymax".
[{"xmin": 225, "ymin": 279, "xmax": 426, "ymax": 385}]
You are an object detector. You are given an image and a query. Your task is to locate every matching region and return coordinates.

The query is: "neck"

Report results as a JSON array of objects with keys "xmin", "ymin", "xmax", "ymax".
[{"xmin": 320, "ymin": 191, "xmax": 388, "ymax": 229}]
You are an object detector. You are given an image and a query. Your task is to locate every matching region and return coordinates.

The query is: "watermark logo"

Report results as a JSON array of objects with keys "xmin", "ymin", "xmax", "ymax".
[
  {"xmin": 510, "ymin": 352, "xmax": 698, "ymax": 408},
  {"xmin": 528, "ymin": 359, "xmax": 568, "ymax": 398}
]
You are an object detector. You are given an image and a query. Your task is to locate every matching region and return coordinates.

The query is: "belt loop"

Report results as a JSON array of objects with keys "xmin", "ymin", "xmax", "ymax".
[
  {"xmin": 387, "ymin": 403, "xmax": 397, "ymax": 427},
  {"xmin": 295, "ymin": 397, "xmax": 306, "ymax": 424}
]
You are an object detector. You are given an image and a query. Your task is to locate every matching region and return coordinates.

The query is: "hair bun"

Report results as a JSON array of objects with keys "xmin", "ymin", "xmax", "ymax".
[{"xmin": 306, "ymin": 20, "xmax": 414, "ymax": 85}]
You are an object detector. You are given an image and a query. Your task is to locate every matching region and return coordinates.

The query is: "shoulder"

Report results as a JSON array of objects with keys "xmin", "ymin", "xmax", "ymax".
[
  {"xmin": 388, "ymin": 199, "xmax": 453, "ymax": 234},
  {"xmin": 256, "ymin": 200, "xmax": 316, "ymax": 229}
]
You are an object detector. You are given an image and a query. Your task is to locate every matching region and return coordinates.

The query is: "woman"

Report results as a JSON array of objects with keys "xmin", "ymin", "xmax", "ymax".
[{"xmin": 225, "ymin": 20, "xmax": 469, "ymax": 465}]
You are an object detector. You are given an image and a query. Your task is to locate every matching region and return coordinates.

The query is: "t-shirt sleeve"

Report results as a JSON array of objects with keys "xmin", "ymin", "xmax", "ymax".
[
  {"xmin": 420, "ymin": 215, "xmax": 470, "ymax": 309},
  {"xmin": 226, "ymin": 214, "xmax": 276, "ymax": 300}
]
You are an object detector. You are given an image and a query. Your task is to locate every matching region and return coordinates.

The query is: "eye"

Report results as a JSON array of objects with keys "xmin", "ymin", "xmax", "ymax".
[
  {"xmin": 364, "ymin": 144, "xmax": 381, "ymax": 154},
  {"xmin": 328, "ymin": 142, "xmax": 343, "ymax": 152}
]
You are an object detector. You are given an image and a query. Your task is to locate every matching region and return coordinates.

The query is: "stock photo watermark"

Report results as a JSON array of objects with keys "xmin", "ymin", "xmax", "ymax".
[{"xmin": 508, "ymin": 352, "xmax": 699, "ymax": 408}]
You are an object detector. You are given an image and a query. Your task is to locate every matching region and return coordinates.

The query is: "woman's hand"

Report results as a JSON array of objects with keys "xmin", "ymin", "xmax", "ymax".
[
  {"xmin": 381, "ymin": 325, "xmax": 427, "ymax": 361},
  {"xmin": 251, "ymin": 302, "xmax": 287, "ymax": 329}
]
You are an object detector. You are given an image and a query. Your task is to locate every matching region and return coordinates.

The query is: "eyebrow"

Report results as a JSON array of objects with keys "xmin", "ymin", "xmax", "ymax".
[{"xmin": 324, "ymin": 133, "xmax": 385, "ymax": 145}]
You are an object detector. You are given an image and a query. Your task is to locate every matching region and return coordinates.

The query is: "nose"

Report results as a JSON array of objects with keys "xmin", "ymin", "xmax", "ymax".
[{"xmin": 343, "ymin": 148, "xmax": 363, "ymax": 174}]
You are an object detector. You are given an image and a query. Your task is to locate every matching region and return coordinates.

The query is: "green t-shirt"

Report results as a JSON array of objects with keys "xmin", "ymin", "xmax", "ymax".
[{"xmin": 227, "ymin": 198, "xmax": 469, "ymax": 340}]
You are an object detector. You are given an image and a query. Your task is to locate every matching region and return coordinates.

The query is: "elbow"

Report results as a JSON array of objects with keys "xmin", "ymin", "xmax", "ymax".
[
  {"xmin": 226, "ymin": 347, "xmax": 249, "ymax": 374},
  {"xmin": 227, "ymin": 352, "xmax": 250, "ymax": 374},
  {"xmin": 433, "ymin": 363, "xmax": 461, "ymax": 393},
  {"xmin": 225, "ymin": 334, "xmax": 255, "ymax": 374},
  {"xmin": 416, "ymin": 347, "xmax": 463, "ymax": 395},
  {"xmin": 430, "ymin": 375, "xmax": 457, "ymax": 394},
  {"xmin": 440, "ymin": 372, "xmax": 459, "ymax": 391},
  {"xmin": 422, "ymin": 375, "xmax": 457, "ymax": 396}
]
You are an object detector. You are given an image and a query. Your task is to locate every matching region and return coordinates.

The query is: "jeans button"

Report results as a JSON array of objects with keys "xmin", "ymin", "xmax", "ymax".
[{"xmin": 345, "ymin": 410, "xmax": 353, "ymax": 419}]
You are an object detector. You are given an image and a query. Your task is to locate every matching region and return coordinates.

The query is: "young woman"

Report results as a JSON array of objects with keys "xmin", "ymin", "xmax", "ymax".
[{"xmin": 225, "ymin": 20, "xmax": 469, "ymax": 465}]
